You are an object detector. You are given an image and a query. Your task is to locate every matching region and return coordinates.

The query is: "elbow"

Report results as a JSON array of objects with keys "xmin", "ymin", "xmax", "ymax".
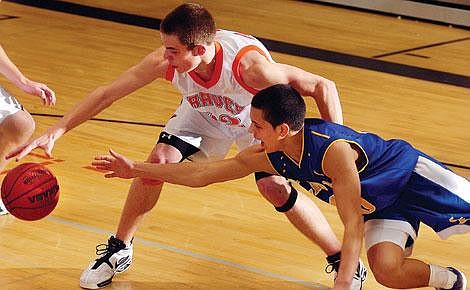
[{"xmin": 316, "ymin": 78, "xmax": 337, "ymax": 99}]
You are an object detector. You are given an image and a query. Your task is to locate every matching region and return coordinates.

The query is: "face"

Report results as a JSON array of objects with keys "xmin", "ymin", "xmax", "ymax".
[
  {"xmin": 160, "ymin": 33, "xmax": 201, "ymax": 73},
  {"xmin": 249, "ymin": 107, "xmax": 282, "ymax": 153}
]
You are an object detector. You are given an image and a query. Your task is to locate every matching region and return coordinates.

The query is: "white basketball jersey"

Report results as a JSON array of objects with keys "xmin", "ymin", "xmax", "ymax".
[
  {"xmin": 0, "ymin": 86, "xmax": 22, "ymax": 123},
  {"xmin": 165, "ymin": 29, "xmax": 273, "ymax": 131}
]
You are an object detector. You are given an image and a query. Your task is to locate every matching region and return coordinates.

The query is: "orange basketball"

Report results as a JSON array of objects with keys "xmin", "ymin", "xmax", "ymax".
[{"xmin": 1, "ymin": 162, "xmax": 59, "ymax": 221}]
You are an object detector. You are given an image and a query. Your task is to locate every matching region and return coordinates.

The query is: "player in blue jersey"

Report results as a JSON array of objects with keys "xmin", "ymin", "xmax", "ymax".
[{"xmin": 92, "ymin": 84, "xmax": 469, "ymax": 290}]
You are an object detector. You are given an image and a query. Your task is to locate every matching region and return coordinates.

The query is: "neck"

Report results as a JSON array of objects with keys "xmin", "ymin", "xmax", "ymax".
[
  {"xmin": 281, "ymin": 127, "xmax": 304, "ymax": 163},
  {"xmin": 194, "ymin": 42, "xmax": 216, "ymax": 78}
]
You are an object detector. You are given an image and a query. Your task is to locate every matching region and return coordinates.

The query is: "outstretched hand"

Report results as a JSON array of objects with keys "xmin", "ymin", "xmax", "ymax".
[
  {"xmin": 6, "ymin": 132, "xmax": 57, "ymax": 161},
  {"xmin": 93, "ymin": 149, "xmax": 137, "ymax": 179},
  {"xmin": 19, "ymin": 79, "xmax": 56, "ymax": 106}
]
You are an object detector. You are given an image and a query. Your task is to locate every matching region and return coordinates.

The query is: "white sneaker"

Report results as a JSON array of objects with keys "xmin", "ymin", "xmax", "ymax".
[
  {"xmin": 437, "ymin": 267, "xmax": 467, "ymax": 290},
  {"xmin": 325, "ymin": 257, "xmax": 368, "ymax": 290},
  {"xmin": 0, "ymin": 199, "xmax": 9, "ymax": 215},
  {"xmin": 80, "ymin": 236, "xmax": 133, "ymax": 289}
]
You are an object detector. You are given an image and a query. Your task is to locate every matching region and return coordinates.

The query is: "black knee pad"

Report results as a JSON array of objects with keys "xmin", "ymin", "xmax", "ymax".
[{"xmin": 274, "ymin": 184, "xmax": 298, "ymax": 213}]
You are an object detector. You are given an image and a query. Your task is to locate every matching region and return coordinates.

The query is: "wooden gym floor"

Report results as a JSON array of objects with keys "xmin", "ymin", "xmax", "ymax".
[{"xmin": 0, "ymin": 1, "xmax": 468, "ymax": 289}]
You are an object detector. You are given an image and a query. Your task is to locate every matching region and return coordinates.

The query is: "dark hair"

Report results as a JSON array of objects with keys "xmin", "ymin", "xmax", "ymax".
[
  {"xmin": 251, "ymin": 84, "xmax": 306, "ymax": 131},
  {"xmin": 160, "ymin": 3, "xmax": 216, "ymax": 48}
]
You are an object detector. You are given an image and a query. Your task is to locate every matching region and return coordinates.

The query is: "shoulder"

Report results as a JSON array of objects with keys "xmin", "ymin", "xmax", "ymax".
[{"xmin": 236, "ymin": 145, "xmax": 275, "ymax": 173}]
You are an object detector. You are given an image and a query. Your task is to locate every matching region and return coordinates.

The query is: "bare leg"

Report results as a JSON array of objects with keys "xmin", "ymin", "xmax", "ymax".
[
  {"xmin": 368, "ymin": 242, "xmax": 430, "ymax": 288},
  {"xmin": 256, "ymin": 175, "xmax": 341, "ymax": 256},
  {"xmin": 0, "ymin": 110, "xmax": 35, "ymax": 171},
  {"xmin": 114, "ymin": 143, "xmax": 182, "ymax": 244}
]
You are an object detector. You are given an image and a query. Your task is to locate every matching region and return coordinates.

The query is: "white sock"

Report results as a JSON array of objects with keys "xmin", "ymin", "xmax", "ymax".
[{"xmin": 429, "ymin": 264, "xmax": 457, "ymax": 289}]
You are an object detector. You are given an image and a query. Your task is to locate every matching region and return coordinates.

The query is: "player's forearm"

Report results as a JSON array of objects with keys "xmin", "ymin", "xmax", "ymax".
[
  {"xmin": 0, "ymin": 46, "xmax": 27, "ymax": 87},
  {"xmin": 132, "ymin": 159, "xmax": 252, "ymax": 187},
  {"xmin": 51, "ymin": 86, "xmax": 113, "ymax": 136},
  {"xmin": 336, "ymin": 220, "xmax": 363, "ymax": 287}
]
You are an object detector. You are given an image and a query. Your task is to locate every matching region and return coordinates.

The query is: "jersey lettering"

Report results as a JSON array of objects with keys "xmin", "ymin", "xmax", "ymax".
[
  {"xmin": 329, "ymin": 195, "xmax": 376, "ymax": 215},
  {"xmin": 186, "ymin": 93, "xmax": 245, "ymax": 115}
]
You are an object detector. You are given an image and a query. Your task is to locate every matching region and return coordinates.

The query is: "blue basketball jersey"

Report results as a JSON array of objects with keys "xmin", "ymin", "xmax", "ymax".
[
  {"xmin": 267, "ymin": 118, "xmax": 422, "ymax": 214},
  {"xmin": 267, "ymin": 118, "xmax": 470, "ymax": 239}
]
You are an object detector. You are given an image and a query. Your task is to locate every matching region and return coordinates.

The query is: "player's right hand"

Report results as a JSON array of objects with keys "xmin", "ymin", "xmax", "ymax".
[
  {"xmin": 6, "ymin": 133, "xmax": 56, "ymax": 161},
  {"xmin": 93, "ymin": 149, "xmax": 136, "ymax": 179}
]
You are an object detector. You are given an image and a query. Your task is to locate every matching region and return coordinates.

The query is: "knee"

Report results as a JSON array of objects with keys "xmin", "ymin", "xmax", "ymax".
[
  {"xmin": 256, "ymin": 176, "xmax": 290, "ymax": 206},
  {"xmin": 368, "ymin": 245, "xmax": 403, "ymax": 287},
  {"xmin": 140, "ymin": 145, "xmax": 181, "ymax": 186},
  {"xmin": 2, "ymin": 111, "xmax": 35, "ymax": 144},
  {"xmin": 146, "ymin": 144, "xmax": 182, "ymax": 164}
]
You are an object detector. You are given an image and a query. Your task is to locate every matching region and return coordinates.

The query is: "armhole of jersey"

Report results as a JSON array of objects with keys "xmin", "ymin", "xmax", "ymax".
[
  {"xmin": 321, "ymin": 139, "xmax": 369, "ymax": 175},
  {"xmin": 232, "ymin": 45, "xmax": 268, "ymax": 95},
  {"xmin": 165, "ymin": 65, "xmax": 175, "ymax": 82}
]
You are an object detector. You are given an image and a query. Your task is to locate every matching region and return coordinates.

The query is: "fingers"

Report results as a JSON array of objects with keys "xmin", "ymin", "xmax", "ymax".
[
  {"xmin": 43, "ymin": 86, "xmax": 56, "ymax": 106},
  {"xmin": 33, "ymin": 83, "xmax": 56, "ymax": 106},
  {"xmin": 92, "ymin": 155, "xmax": 114, "ymax": 172},
  {"xmin": 109, "ymin": 148, "xmax": 122, "ymax": 159},
  {"xmin": 94, "ymin": 155, "xmax": 112, "ymax": 161},
  {"xmin": 6, "ymin": 143, "xmax": 33, "ymax": 161}
]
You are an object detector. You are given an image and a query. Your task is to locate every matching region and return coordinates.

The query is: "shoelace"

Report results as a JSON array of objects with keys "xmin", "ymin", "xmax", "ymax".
[
  {"xmin": 325, "ymin": 261, "xmax": 338, "ymax": 275},
  {"xmin": 95, "ymin": 237, "xmax": 125, "ymax": 256},
  {"xmin": 325, "ymin": 261, "xmax": 367, "ymax": 282},
  {"xmin": 95, "ymin": 243, "xmax": 111, "ymax": 256}
]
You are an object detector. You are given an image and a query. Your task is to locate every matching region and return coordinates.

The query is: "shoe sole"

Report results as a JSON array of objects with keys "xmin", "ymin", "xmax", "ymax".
[{"xmin": 79, "ymin": 274, "xmax": 114, "ymax": 289}]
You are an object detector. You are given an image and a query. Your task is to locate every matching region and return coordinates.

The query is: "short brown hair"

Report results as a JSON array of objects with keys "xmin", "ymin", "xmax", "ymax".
[{"xmin": 160, "ymin": 3, "xmax": 216, "ymax": 48}]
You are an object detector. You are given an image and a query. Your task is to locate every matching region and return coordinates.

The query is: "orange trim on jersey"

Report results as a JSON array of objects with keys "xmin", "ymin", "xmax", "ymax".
[
  {"xmin": 165, "ymin": 64, "xmax": 175, "ymax": 81},
  {"xmin": 232, "ymin": 45, "xmax": 268, "ymax": 95},
  {"xmin": 188, "ymin": 41, "xmax": 223, "ymax": 89}
]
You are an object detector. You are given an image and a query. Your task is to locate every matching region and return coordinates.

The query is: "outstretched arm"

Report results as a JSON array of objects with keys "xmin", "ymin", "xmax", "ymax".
[
  {"xmin": 323, "ymin": 141, "xmax": 363, "ymax": 289},
  {"xmin": 240, "ymin": 51, "xmax": 343, "ymax": 124},
  {"xmin": 93, "ymin": 145, "xmax": 275, "ymax": 187},
  {"xmin": 0, "ymin": 45, "xmax": 55, "ymax": 106},
  {"xmin": 7, "ymin": 47, "xmax": 168, "ymax": 160}
]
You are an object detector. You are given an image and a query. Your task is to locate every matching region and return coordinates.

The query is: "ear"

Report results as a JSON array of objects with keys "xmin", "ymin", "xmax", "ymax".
[
  {"xmin": 192, "ymin": 44, "xmax": 206, "ymax": 56},
  {"xmin": 277, "ymin": 123, "xmax": 291, "ymax": 139}
]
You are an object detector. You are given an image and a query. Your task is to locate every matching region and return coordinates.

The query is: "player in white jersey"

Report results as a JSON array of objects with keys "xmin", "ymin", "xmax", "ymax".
[
  {"xmin": 0, "ymin": 45, "xmax": 56, "ymax": 214},
  {"xmin": 7, "ymin": 4, "xmax": 366, "ymax": 289},
  {"xmin": 163, "ymin": 29, "xmax": 274, "ymax": 161}
]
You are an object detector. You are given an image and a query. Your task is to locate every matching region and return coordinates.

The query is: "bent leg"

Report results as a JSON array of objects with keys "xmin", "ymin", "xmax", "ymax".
[
  {"xmin": 79, "ymin": 142, "xmax": 184, "ymax": 289},
  {"xmin": 365, "ymin": 219, "xmax": 464, "ymax": 289},
  {"xmin": 115, "ymin": 143, "xmax": 183, "ymax": 244},
  {"xmin": 368, "ymin": 242, "xmax": 430, "ymax": 288},
  {"xmin": 0, "ymin": 109, "xmax": 35, "ymax": 171},
  {"xmin": 256, "ymin": 175, "xmax": 341, "ymax": 256}
]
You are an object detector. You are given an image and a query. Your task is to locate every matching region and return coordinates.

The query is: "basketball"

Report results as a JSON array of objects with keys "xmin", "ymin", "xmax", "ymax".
[{"xmin": 1, "ymin": 163, "xmax": 60, "ymax": 221}]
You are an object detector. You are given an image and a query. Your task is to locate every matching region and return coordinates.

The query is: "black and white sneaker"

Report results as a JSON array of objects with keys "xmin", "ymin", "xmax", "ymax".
[
  {"xmin": 325, "ymin": 255, "xmax": 367, "ymax": 290},
  {"xmin": 79, "ymin": 236, "xmax": 133, "ymax": 289}
]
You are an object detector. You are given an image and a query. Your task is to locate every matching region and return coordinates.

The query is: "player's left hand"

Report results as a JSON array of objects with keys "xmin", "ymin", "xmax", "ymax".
[
  {"xmin": 93, "ymin": 149, "xmax": 136, "ymax": 179},
  {"xmin": 19, "ymin": 79, "xmax": 56, "ymax": 106}
]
